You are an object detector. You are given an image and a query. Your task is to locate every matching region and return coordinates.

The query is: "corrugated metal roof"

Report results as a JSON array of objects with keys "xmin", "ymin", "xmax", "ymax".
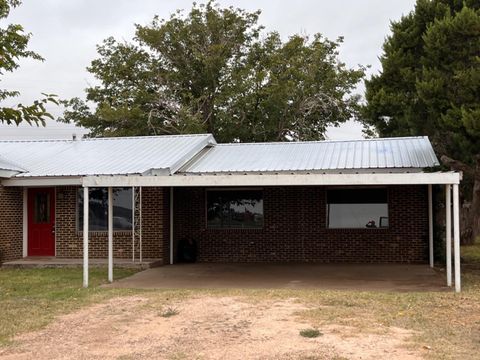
[
  {"xmin": 0, "ymin": 134, "xmax": 215, "ymax": 177},
  {"xmin": 181, "ymin": 136, "xmax": 439, "ymax": 174},
  {"xmin": 0, "ymin": 156, "xmax": 25, "ymax": 172}
]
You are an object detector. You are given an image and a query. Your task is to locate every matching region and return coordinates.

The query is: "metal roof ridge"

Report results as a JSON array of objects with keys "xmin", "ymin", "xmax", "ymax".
[
  {"xmin": 79, "ymin": 133, "xmax": 214, "ymax": 142},
  {"xmin": 176, "ymin": 145, "xmax": 216, "ymax": 173},
  {"xmin": 0, "ymin": 133, "xmax": 214, "ymax": 143},
  {"xmin": 213, "ymin": 136, "xmax": 430, "ymax": 147},
  {"xmin": 168, "ymin": 136, "xmax": 217, "ymax": 175}
]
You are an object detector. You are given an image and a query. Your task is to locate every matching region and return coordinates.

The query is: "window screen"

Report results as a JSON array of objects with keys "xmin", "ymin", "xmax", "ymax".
[
  {"xmin": 78, "ymin": 188, "xmax": 133, "ymax": 231},
  {"xmin": 207, "ymin": 189, "xmax": 264, "ymax": 229},
  {"xmin": 327, "ymin": 188, "xmax": 388, "ymax": 229}
]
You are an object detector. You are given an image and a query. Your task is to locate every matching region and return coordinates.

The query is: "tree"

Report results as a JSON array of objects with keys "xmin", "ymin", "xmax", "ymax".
[
  {"xmin": 362, "ymin": 0, "xmax": 480, "ymax": 244},
  {"xmin": 0, "ymin": 0, "xmax": 57, "ymax": 125},
  {"xmin": 60, "ymin": 1, "xmax": 364, "ymax": 142}
]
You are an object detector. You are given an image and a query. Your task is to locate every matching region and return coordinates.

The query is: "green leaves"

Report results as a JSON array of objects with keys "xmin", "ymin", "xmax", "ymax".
[
  {"xmin": 62, "ymin": 1, "xmax": 364, "ymax": 142},
  {"xmin": 363, "ymin": 0, "xmax": 480, "ymax": 164},
  {"xmin": 0, "ymin": 93, "xmax": 58, "ymax": 126},
  {"xmin": 0, "ymin": 0, "xmax": 57, "ymax": 125}
]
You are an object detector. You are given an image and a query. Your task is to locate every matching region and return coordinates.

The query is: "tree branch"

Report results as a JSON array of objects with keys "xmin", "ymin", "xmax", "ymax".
[{"xmin": 441, "ymin": 155, "xmax": 475, "ymax": 177}]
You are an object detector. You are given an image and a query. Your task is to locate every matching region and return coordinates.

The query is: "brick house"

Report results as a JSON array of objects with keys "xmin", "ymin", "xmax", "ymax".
[{"xmin": 0, "ymin": 134, "xmax": 462, "ymax": 291}]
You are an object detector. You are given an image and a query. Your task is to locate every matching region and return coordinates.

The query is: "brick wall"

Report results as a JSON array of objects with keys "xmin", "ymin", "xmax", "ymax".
[
  {"xmin": 173, "ymin": 185, "xmax": 429, "ymax": 263},
  {"xmin": 0, "ymin": 187, "xmax": 23, "ymax": 261},
  {"xmin": 55, "ymin": 186, "xmax": 167, "ymax": 261},
  {"xmin": 162, "ymin": 188, "xmax": 171, "ymax": 264},
  {"xmin": 0, "ymin": 184, "xmax": 429, "ymax": 264}
]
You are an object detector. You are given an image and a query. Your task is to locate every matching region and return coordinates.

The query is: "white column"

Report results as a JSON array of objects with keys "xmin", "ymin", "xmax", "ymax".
[
  {"xmin": 22, "ymin": 188, "xmax": 28, "ymax": 257},
  {"xmin": 453, "ymin": 183, "xmax": 461, "ymax": 293},
  {"xmin": 108, "ymin": 187, "xmax": 113, "ymax": 283},
  {"xmin": 445, "ymin": 184, "xmax": 452, "ymax": 287},
  {"xmin": 170, "ymin": 187, "xmax": 174, "ymax": 265},
  {"xmin": 83, "ymin": 186, "xmax": 89, "ymax": 288},
  {"xmin": 139, "ymin": 187, "xmax": 142, "ymax": 263},
  {"xmin": 132, "ymin": 186, "xmax": 135, "ymax": 262},
  {"xmin": 428, "ymin": 184, "xmax": 434, "ymax": 267}
]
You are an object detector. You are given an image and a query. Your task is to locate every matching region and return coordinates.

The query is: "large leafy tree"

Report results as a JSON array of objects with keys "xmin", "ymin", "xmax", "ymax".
[
  {"xmin": 362, "ymin": 0, "xmax": 480, "ymax": 243},
  {"xmin": 60, "ymin": 1, "xmax": 364, "ymax": 142},
  {"xmin": 0, "ymin": 0, "xmax": 56, "ymax": 125}
]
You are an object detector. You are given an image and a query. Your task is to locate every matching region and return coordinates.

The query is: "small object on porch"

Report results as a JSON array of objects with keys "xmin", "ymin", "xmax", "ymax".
[
  {"xmin": 365, "ymin": 220, "xmax": 377, "ymax": 228},
  {"xmin": 178, "ymin": 237, "xmax": 197, "ymax": 263}
]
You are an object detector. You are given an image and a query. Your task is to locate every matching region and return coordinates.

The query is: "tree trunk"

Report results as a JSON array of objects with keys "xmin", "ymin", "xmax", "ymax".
[
  {"xmin": 440, "ymin": 154, "xmax": 480, "ymax": 245},
  {"xmin": 471, "ymin": 156, "xmax": 480, "ymax": 244}
]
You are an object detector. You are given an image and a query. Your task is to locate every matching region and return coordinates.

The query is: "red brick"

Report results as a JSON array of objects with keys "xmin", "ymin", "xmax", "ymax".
[
  {"xmin": 173, "ymin": 185, "xmax": 428, "ymax": 263},
  {"xmin": 0, "ymin": 187, "xmax": 23, "ymax": 261}
]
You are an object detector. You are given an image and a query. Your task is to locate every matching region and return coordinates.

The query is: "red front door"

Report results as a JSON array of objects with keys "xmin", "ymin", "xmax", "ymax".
[{"xmin": 28, "ymin": 188, "xmax": 55, "ymax": 256}]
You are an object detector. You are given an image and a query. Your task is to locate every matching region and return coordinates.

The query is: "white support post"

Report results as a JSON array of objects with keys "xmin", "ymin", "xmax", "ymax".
[
  {"xmin": 108, "ymin": 187, "xmax": 113, "ymax": 283},
  {"xmin": 139, "ymin": 187, "xmax": 142, "ymax": 263},
  {"xmin": 445, "ymin": 184, "xmax": 452, "ymax": 287},
  {"xmin": 170, "ymin": 187, "xmax": 174, "ymax": 265},
  {"xmin": 453, "ymin": 184, "xmax": 461, "ymax": 293},
  {"xmin": 428, "ymin": 184, "xmax": 434, "ymax": 267},
  {"xmin": 83, "ymin": 186, "xmax": 89, "ymax": 288},
  {"xmin": 22, "ymin": 188, "xmax": 28, "ymax": 258},
  {"xmin": 132, "ymin": 186, "xmax": 135, "ymax": 263}
]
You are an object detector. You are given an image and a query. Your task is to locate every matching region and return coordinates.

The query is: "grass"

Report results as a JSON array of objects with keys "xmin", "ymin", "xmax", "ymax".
[
  {"xmin": 299, "ymin": 328, "xmax": 322, "ymax": 338},
  {"xmin": 290, "ymin": 271, "xmax": 480, "ymax": 359},
  {"xmin": 0, "ymin": 267, "xmax": 138, "ymax": 345},
  {"xmin": 1, "ymin": 261, "xmax": 480, "ymax": 358},
  {"xmin": 159, "ymin": 306, "xmax": 179, "ymax": 318},
  {"xmin": 461, "ymin": 242, "xmax": 480, "ymax": 264},
  {"xmin": 137, "ymin": 272, "xmax": 480, "ymax": 359}
]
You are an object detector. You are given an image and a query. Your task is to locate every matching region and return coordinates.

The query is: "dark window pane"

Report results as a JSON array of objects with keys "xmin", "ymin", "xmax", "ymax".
[
  {"xmin": 207, "ymin": 190, "xmax": 263, "ymax": 229},
  {"xmin": 113, "ymin": 188, "xmax": 133, "ymax": 230},
  {"xmin": 34, "ymin": 192, "xmax": 50, "ymax": 224},
  {"xmin": 327, "ymin": 188, "xmax": 387, "ymax": 204},
  {"xmin": 78, "ymin": 188, "xmax": 132, "ymax": 231},
  {"xmin": 327, "ymin": 188, "xmax": 388, "ymax": 229}
]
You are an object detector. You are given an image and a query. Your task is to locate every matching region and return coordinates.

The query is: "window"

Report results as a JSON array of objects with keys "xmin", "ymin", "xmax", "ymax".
[
  {"xmin": 206, "ymin": 189, "xmax": 264, "ymax": 229},
  {"xmin": 34, "ymin": 192, "xmax": 51, "ymax": 224},
  {"xmin": 327, "ymin": 188, "xmax": 388, "ymax": 229},
  {"xmin": 77, "ymin": 188, "xmax": 132, "ymax": 231}
]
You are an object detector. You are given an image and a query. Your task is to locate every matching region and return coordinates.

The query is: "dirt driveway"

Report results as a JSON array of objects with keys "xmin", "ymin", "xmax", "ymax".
[{"xmin": 0, "ymin": 294, "xmax": 422, "ymax": 360}]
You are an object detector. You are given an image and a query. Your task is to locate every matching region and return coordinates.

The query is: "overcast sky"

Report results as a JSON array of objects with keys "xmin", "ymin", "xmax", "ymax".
[{"xmin": 0, "ymin": 0, "xmax": 416, "ymax": 140}]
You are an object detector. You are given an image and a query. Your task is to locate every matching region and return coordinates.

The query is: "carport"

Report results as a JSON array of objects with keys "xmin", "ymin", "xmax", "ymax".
[{"xmin": 85, "ymin": 169, "xmax": 462, "ymax": 291}]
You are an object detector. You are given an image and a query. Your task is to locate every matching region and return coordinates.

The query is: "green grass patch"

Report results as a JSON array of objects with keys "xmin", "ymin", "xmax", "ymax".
[
  {"xmin": 462, "ymin": 243, "xmax": 480, "ymax": 264},
  {"xmin": 299, "ymin": 328, "xmax": 322, "ymax": 338},
  {"xmin": 0, "ymin": 267, "xmax": 138, "ymax": 346},
  {"xmin": 159, "ymin": 306, "xmax": 179, "ymax": 318}
]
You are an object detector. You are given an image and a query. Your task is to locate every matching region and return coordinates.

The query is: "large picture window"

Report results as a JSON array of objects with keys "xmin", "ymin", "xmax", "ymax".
[
  {"xmin": 77, "ymin": 188, "xmax": 133, "ymax": 231},
  {"xmin": 206, "ymin": 189, "xmax": 264, "ymax": 229},
  {"xmin": 327, "ymin": 188, "xmax": 388, "ymax": 229}
]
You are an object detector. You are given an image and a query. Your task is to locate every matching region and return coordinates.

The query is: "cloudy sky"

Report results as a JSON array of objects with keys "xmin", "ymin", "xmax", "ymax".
[{"xmin": 0, "ymin": 0, "xmax": 416, "ymax": 140}]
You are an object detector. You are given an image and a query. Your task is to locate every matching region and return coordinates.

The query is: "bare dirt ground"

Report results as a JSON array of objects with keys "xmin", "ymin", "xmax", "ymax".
[{"xmin": 0, "ymin": 295, "xmax": 422, "ymax": 360}]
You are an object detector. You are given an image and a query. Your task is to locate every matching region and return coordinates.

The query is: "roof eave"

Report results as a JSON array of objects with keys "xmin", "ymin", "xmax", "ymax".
[{"xmin": 0, "ymin": 169, "xmax": 21, "ymax": 178}]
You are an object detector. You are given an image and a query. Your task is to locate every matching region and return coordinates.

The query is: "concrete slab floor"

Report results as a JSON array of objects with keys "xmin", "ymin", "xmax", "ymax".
[{"xmin": 105, "ymin": 263, "xmax": 449, "ymax": 292}]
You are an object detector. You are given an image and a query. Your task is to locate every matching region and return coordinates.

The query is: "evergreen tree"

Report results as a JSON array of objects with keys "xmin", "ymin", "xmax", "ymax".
[{"xmin": 363, "ymin": 0, "xmax": 480, "ymax": 244}]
